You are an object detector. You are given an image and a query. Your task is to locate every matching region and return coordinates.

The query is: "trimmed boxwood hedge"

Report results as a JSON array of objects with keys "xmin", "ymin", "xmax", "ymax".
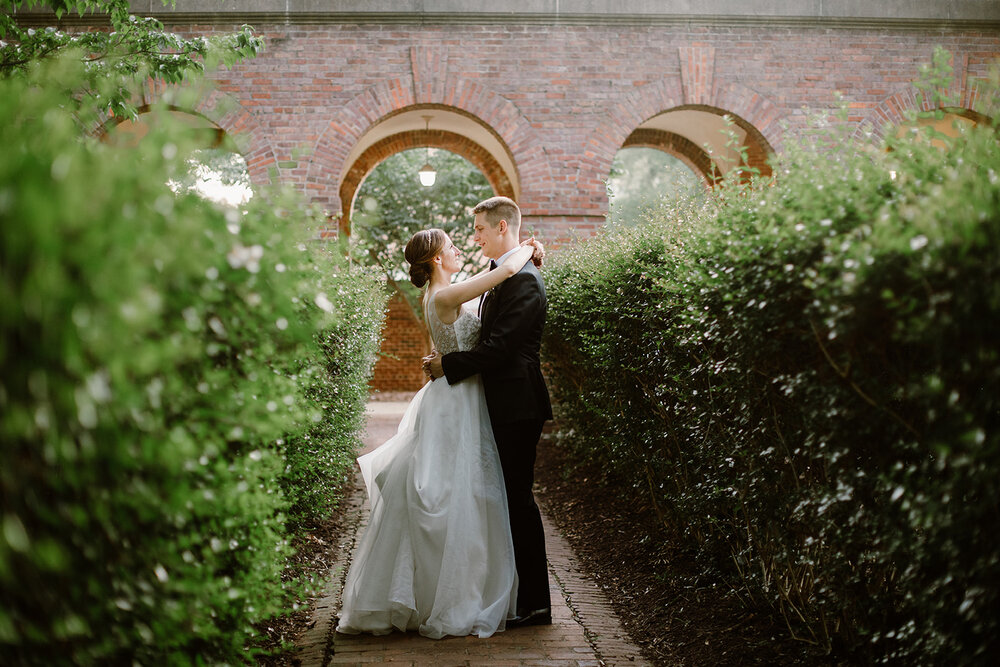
[
  {"xmin": 543, "ymin": 101, "xmax": 999, "ymax": 661},
  {"xmin": 0, "ymin": 58, "xmax": 386, "ymax": 663}
]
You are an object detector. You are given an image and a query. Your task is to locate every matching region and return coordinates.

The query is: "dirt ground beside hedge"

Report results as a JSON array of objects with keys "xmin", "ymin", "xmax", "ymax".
[{"xmin": 533, "ymin": 431, "xmax": 833, "ymax": 667}]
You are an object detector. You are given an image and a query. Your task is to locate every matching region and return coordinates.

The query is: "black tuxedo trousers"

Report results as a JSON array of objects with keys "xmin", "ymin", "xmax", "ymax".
[{"xmin": 492, "ymin": 418, "xmax": 550, "ymax": 612}]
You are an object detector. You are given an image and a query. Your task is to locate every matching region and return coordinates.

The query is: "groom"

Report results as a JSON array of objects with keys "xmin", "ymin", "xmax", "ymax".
[{"xmin": 424, "ymin": 195, "xmax": 553, "ymax": 627}]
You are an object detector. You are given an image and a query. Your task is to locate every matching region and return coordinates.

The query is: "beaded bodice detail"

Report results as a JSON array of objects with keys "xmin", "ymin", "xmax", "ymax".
[{"xmin": 426, "ymin": 294, "xmax": 481, "ymax": 355}]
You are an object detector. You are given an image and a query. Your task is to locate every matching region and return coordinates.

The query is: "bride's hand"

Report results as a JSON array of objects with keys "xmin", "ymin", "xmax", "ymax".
[{"xmin": 520, "ymin": 236, "xmax": 545, "ymax": 267}]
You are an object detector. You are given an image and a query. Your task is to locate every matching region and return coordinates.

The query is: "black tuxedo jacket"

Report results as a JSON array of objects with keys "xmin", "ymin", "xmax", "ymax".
[{"xmin": 441, "ymin": 261, "xmax": 553, "ymax": 426}]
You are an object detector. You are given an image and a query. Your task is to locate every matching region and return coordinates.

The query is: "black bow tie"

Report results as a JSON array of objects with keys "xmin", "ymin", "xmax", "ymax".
[{"xmin": 489, "ymin": 259, "xmax": 497, "ymax": 271}]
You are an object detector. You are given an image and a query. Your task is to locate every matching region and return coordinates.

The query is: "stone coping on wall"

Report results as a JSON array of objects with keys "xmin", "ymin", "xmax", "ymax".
[{"xmin": 13, "ymin": 0, "xmax": 1000, "ymax": 29}]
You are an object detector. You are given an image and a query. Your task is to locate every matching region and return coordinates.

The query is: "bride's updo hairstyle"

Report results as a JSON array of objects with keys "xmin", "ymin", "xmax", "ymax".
[{"xmin": 404, "ymin": 228, "xmax": 447, "ymax": 288}]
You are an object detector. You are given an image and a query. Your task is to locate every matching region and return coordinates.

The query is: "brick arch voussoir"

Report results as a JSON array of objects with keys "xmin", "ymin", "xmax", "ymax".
[
  {"xmin": 119, "ymin": 80, "xmax": 279, "ymax": 186},
  {"xmin": 307, "ymin": 77, "xmax": 550, "ymax": 215},
  {"xmin": 622, "ymin": 129, "xmax": 717, "ymax": 185},
  {"xmin": 190, "ymin": 88, "xmax": 278, "ymax": 185},
  {"xmin": 305, "ymin": 76, "xmax": 417, "ymax": 210},
  {"xmin": 964, "ymin": 78, "xmax": 1000, "ymax": 122},
  {"xmin": 710, "ymin": 82, "xmax": 784, "ymax": 156},
  {"xmin": 339, "ymin": 129, "xmax": 516, "ymax": 235},
  {"xmin": 580, "ymin": 79, "xmax": 687, "ymax": 217},
  {"xmin": 586, "ymin": 78, "xmax": 779, "ymax": 192},
  {"xmin": 585, "ymin": 78, "xmax": 686, "ymax": 163},
  {"xmin": 859, "ymin": 84, "xmax": 997, "ymax": 144}
]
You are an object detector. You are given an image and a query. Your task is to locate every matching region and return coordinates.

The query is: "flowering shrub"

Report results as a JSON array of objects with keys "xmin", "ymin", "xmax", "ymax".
[
  {"xmin": 543, "ymin": 99, "xmax": 1000, "ymax": 661},
  {"xmin": 0, "ymin": 59, "xmax": 385, "ymax": 663}
]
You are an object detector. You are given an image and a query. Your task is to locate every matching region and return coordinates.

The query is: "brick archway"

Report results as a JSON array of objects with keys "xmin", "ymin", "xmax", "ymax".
[
  {"xmin": 615, "ymin": 105, "xmax": 776, "ymax": 194},
  {"xmin": 860, "ymin": 85, "xmax": 996, "ymax": 143},
  {"xmin": 20, "ymin": 6, "xmax": 1000, "ymax": 250},
  {"xmin": 338, "ymin": 128, "xmax": 516, "ymax": 235},
  {"xmin": 668, "ymin": 104, "xmax": 776, "ymax": 181},
  {"xmin": 122, "ymin": 81, "xmax": 279, "ymax": 186},
  {"xmin": 585, "ymin": 76, "xmax": 781, "ymax": 215},
  {"xmin": 305, "ymin": 75, "xmax": 553, "ymax": 216},
  {"xmin": 98, "ymin": 84, "xmax": 278, "ymax": 186}
]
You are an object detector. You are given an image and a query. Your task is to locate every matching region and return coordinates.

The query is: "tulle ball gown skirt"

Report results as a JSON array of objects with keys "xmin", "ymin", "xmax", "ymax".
[{"xmin": 335, "ymin": 375, "xmax": 518, "ymax": 639}]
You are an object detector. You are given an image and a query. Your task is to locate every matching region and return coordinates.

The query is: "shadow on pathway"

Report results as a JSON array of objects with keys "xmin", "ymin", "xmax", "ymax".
[{"xmin": 294, "ymin": 397, "xmax": 650, "ymax": 666}]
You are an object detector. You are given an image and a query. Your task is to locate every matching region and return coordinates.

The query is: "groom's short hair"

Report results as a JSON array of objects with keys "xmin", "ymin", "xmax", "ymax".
[{"xmin": 474, "ymin": 196, "xmax": 520, "ymax": 234}]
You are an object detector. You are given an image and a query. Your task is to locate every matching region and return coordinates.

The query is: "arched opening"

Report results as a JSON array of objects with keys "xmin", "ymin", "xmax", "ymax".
[
  {"xmin": 339, "ymin": 106, "xmax": 519, "ymax": 236},
  {"xmin": 351, "ymin": 147, "xmax": 495, "ymax": 393},
  {"xmin": 893, "ymin": 108, "xmax": 992, "ymax": 149},
  {"xmin": 606, "ymin": 147, "xmax": 704, "ymax": 226},
  {"xmin": 623, "ymin": 106, "xmax": 774, "ymax": 185},
  {"xmin": 103, "ymin": 107, "xmax": 252, "ymax": 207}
]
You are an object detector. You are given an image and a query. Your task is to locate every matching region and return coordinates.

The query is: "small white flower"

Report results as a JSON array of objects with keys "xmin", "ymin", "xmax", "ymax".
[
  {"xmin": 208, "ymin": 317, "xmax": 226, "ymax": 337},
  {"xmin": 314, "ymin": 292, "xmax": 334, "ymax": 313},
  {"xmin": 86, "ymin": 371, "xmax": 112, "ymax": 403},
  {"xmin": 909, "ymin": 235, "xmax": 928, "ymax": 251},
  {"xmin": 225, "ymin": 209, "xmax": 240, "ymax": 233},
  {"xmin": 227, "ymin": 244, "xmax": 264, "ymax": 272}
]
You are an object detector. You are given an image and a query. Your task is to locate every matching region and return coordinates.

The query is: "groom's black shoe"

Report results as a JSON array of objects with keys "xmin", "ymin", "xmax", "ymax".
[{"xmin": 508, "ymin": 607, "xmax": 552, "ymax": 628}]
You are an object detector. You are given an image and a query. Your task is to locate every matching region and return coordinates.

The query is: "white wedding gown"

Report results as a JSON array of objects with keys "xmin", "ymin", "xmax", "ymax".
[{"xmin": 336, "ymin": 296, "xmax": 518, "ymax": 639}]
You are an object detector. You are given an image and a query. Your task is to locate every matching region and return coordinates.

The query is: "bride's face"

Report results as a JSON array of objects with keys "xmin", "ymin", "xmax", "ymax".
[{"xmin": 438, "ymin": 235, "xmax": 462, "ymax": 274}]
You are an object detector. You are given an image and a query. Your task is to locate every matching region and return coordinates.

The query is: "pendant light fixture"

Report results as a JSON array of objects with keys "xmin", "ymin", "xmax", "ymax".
[{"xmin": 418, "ymin": 115, "xmax": 436, "ymax": 187}]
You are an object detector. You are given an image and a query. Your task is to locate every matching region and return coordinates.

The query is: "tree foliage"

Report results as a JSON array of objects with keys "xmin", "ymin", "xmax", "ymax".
[
  {"xmin": 606, "ymin": 147, "xmax": 704, "ymax": 226},
  {"xmin": 167, "ymin": 148, "xmax": 253, "ymax": 206},
  {"xmin": 350, "ymin": 148, "xmax": 494, "ymax": 313},
  {"xmin": 0, "ymin": 0, "xmax": 263, "ymax": 119}
]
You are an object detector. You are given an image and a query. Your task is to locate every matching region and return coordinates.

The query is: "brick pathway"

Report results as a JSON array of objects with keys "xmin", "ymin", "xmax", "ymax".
[{"xmin": 294, "ymin": 400, "xmax": 650, "ymax": 667}]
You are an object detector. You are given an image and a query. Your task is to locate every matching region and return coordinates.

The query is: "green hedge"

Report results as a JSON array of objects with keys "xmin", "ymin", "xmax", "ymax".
[
  {"xmin": 0, "ymin": 59, "xmax": 385, "ymax": 663},
  {"xmin": 543, "ymin": 106, "xmax": 1000, "ymax": 661}
]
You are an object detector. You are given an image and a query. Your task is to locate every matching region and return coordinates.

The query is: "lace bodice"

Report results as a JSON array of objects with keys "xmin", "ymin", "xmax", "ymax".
[{"xmin": 426, "ymin": 295, "xmax": 481, "ymax": 354}]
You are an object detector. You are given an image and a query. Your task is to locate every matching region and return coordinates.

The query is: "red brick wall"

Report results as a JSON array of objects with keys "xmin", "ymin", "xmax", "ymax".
[
  {"xmin": 78, "ymin": 17, "xmax": 1000, "ymax": 390},
  {"xmin": 151, "ymin": 21, "xmax": 997, "ymax": 243},
  {"xmin": 42, "ymin": 18, "xmax": 1000, "ymax": 235},
  {"xmin": 370, "ymin": 291, "xmax": 430, "ymax": 394}
]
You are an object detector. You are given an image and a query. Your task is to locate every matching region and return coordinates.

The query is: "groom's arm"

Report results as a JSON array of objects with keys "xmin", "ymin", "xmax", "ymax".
[{"xmin": 441, "ymin": 271, "xmax": 543, "ymax": 385}]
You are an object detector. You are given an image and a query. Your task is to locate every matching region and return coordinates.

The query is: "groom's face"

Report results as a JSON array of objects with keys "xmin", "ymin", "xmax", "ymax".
[{"xmin": 473, "ymin": 211, "xmax": 504, "ymax": 259}]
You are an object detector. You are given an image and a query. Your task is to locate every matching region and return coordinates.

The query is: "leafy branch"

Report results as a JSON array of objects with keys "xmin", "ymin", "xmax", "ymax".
[{"xmin": 1, "ymin": 1, "xmax": 263, "ymax": 118}]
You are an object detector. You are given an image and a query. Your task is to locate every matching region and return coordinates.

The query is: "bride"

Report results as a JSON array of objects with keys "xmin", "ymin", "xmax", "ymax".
[{"xmin": 336, "ymin": 228, "xmax": 543, "ymax": 639}]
